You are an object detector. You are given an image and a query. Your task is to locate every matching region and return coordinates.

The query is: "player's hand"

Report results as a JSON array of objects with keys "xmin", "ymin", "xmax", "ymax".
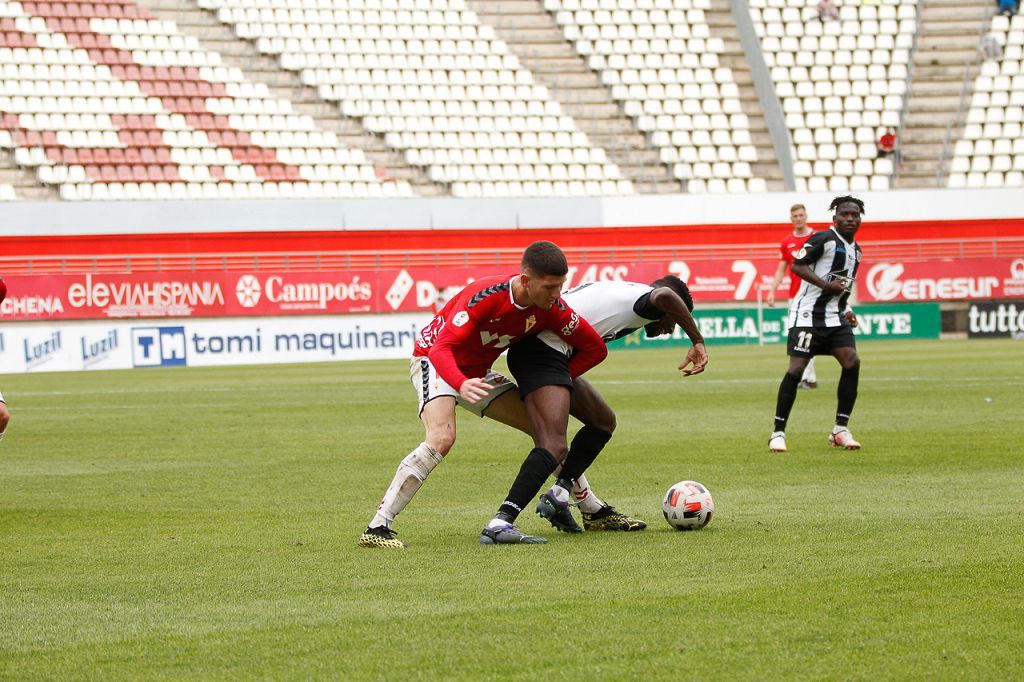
[
  {"xmin": 459, "ymin": 377, "xmax": 493, "ymax": 403},
  {"xmin": 678, "ymin": 343, "xmax": 708, "ymax": 377},
  {"xmin": 765, "ymin": 290, "xmax": 775, "ymax": 307},
  {"xmin": 844, "ymin": 309, "xmax": 858, "ymax": 328}
]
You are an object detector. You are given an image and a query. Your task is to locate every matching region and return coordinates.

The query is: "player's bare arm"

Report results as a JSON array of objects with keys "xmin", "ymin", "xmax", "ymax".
[
  {"xmin": 791, "ymin": 263, "xmax": 847, "ymax": 296},
  {"xmin": 766, "ymin": 260, "xmax": 788, "ymax": 306},
  {"xmin": 844, "ymin": 310, "xmax": 859, "ymax": 328},
  {"xmin": 649, "ymin": 286, "xmax": 709, "ymax": 375}
]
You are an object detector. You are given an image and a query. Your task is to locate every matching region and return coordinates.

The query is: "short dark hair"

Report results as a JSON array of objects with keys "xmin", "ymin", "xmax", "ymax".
[
  {"xmin": 651, "ymin": 274, "xmax": 694, "ymax": 311},
  {"xmin": 829, "ymin": 195, "xmax": 865, "ymax": 214},
  {"xmin": 521, "ymin": 241, "xmax": 568, "ymax": 277}
]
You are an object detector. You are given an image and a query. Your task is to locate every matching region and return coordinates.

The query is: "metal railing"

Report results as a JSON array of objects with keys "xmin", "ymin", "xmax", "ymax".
[
  {"xmin": 890, "ymin": 0, "xmax": 925, "ymax": 187},
  {"xmin": 1, "ymin": 237, "xmax": 1018, "ymax": 275},
  {"xmin": 935, "ymin": 4, "xmax": 995, "ymax": 185}
]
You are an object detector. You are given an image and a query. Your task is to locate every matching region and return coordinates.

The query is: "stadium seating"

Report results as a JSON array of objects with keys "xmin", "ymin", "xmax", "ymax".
[
  {"xmin": 0, "ymin": 0, "xmax": 1005, "ymax": 199},
  {"xmin": 750, "ymin": 0, "xmax": 917, "ymax": 192},
  {"xmin": 0, "ymin": 0, "xmax": 411, "ymax": 199},
  {"xmin": 199, "ymin": 0, "xmax": 634, "ymax": 197},
  {"xmin": 543, "ymin": 0, "xmax": 767, "ymax": 194},
  {"xmin": 0, "ymin": 182, "xmax": 18, "ymax": 200},
  {"xmin": 947, "ymin": 14, "xmax": 1024, "ymax": 189}
]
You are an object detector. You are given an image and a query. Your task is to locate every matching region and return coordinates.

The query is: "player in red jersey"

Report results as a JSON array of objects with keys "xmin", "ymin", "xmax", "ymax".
[
  {"xmin": 766, "ymin": 203, "xmax": 818, "ymax": 389},
  {"xmin": 358, "ymin": 241, "xmax": 608, "ymax": 548}
]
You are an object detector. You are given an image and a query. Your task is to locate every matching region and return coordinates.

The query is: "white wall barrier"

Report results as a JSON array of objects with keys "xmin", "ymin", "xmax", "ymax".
[{"xmin": 0, "ymin": 313, "xmax": 431, "ymax": 374}]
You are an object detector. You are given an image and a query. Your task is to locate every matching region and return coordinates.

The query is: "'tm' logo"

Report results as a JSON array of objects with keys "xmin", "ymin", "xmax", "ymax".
[{"xmin": 132, "ymin": 327, "xmax": 187, "ymax": 367}]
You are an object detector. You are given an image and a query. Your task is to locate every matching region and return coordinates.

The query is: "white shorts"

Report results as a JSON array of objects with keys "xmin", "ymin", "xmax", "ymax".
[{"xmin": 408, "ymin": 357, "xmax": 517, "ymax": 418}]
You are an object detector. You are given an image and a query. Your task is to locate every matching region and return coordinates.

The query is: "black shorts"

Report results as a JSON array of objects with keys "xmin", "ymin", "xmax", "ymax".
[
  {"xmin": 787, "ymin": 325, "xmax": 856, "ymax": 357},
  {"xmin": 505, "ymin": 335, "xmax": 573, "ymax": 398}
]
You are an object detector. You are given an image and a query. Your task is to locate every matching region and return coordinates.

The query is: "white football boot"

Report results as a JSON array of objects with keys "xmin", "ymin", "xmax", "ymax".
[
  {"xmin": 768, "ymin": 431, "xmax": 787, "ymax": 453},
  {"xmin": 828, "ymin": 427, "xmax": 861, "ymax": 450}
]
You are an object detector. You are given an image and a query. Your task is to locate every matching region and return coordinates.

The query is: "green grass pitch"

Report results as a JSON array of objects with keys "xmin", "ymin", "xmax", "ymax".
[{"xmin": 2, "ymin": 339, "xmax": 1023, "ymax": 679}]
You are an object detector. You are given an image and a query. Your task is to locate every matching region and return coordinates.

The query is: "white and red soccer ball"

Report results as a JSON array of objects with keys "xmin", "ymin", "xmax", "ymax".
[{"xmin": 663, "ymin": 480, "xmax": 715, "ymax": 530}]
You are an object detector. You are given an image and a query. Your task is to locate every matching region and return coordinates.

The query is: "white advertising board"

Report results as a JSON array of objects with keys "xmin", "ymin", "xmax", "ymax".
[{"xmin": 0, "ymin": 313, "xmax": 431, "ymax": 374}]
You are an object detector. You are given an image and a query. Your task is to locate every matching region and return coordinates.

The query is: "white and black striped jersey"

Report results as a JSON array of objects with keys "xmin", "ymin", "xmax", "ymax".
[
  {"xmin": 536, "ymin": 280, "xmax": 661, "ymax": 354},
  {"xmin": 787, "ymin": 227, "xmax": 862, "ymax": 328}
]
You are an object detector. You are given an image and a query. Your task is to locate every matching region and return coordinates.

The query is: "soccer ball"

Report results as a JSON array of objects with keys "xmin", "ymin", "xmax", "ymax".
[{"xmin": 663, "ymin": 480, "xmax": 715, "ymax": 530}]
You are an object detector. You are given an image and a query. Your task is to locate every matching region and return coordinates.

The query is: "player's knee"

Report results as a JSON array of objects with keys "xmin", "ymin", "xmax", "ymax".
[
  {"xmin": 592, "ymin": 410, "xmax": 616, "ymax": 434},
  {"xmin": 426, "ymin": 431, "xmax": 455, "ymax": 456},
  {"xmin": 536, "ymin": 438, "xmax": 568, "ymax": 464}
]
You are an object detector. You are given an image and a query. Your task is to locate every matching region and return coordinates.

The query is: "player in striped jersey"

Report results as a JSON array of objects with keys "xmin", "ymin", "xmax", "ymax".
[
  {"xmin": 769, "ymin": 196, "xmax": 865, "ymax": 453},
  {"xmin": 481, "ymin": 276, "xmax": 708, "ymax": 542},
  {"xmin": 766, "ymin": 203, "xmax": 819, "ymax": 389}
]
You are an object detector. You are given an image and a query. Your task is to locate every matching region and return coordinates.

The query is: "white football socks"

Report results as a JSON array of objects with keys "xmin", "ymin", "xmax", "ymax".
[
  {"xmin": 370, "ymin": 442, "xmax": 443, "ymax": 529},
  {"xmin": 572, "ymin": 473, "xmax": 605, "ymax": 514},
  {"xmin": 803, "ymin": 357, "xmax": 817, "ymax": 383}
]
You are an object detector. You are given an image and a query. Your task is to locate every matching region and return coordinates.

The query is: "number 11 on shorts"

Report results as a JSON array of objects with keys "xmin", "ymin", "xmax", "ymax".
[{"xmin": 795, "ymin": 331, "xmax": 812, "ymax": 353}]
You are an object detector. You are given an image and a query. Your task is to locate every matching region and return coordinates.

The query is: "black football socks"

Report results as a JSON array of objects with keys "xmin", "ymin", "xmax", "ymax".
[
  {"xmin": 836, "ymin": 365, "xmax": 860, "ymax": 427},
  {"xmin": 496, "ymin": 447, "xmax": 559, "ymax": 523},
  {"xmin": 773, "ymin": 371, "xmax": 802, "ymax": 432}
]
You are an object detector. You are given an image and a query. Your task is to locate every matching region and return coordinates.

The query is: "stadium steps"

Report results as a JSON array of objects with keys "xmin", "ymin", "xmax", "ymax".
[
  {"xmin": 895, "ymin": 0, "xmax": 992, "ymax": 189},
  {"xmin": 465, "ymin": 0, "xmax": 684, "ymax": 193},
  {"xmin": 130, "ymin": 0, "xmax": 447, "ymax": 196},
  {"xmin": 704, "ymin": 0, "xmax": 785, "ymax": 191},
  {"xmin": 0, "ymin": 149, "xmax": 60, "ymax": 200}
]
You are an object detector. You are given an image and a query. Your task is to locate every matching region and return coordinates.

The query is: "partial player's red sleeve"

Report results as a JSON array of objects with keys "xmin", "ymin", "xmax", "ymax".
[
  {"xmin": 426, "ymin": 297, "xmax": 492, "ymax": 390},
  {"xmin": 557, "ymin": 307, "xmax": 609, "ymax": 378}
]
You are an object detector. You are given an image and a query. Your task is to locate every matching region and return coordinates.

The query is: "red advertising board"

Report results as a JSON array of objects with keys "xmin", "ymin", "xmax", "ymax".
[
  {"xmin": 858, "ymin": 257, "xmax": 1024, "ymax": 302},
  {"xmin": 2, "ymin": 257, "xmax": 1022, "ymax": 320}
]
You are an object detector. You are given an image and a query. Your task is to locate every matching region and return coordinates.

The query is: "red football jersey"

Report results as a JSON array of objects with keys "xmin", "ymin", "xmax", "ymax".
[
  {"xmin": 415, "ymin": 274, "xmax": 607, "ymax": 391},
  {"xmin": 780, "ymin": 231, "xmax": 816, "ymax": 298}
]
